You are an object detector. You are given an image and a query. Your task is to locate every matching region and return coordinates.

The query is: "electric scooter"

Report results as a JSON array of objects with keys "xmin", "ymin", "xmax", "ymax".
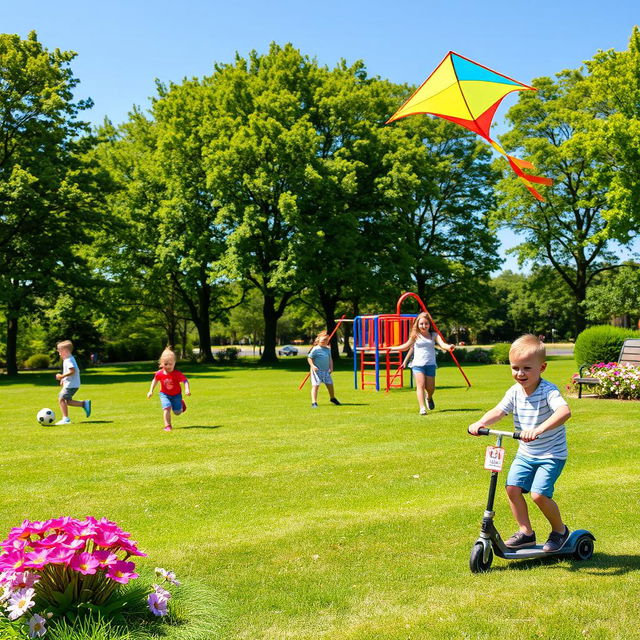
[{"xmin": 468, "ymin": 427, "xmax": 595, "ymax": 573}]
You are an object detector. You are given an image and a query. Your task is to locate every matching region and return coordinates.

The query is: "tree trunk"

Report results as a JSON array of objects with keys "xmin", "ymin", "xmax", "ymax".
[
  {"xmin": 342, "ymin": 321, "xmax": 353, "ymax": 357},
  {"xmin": 195, "ymin": 281, "xmax": 214, "ymax": 363},
  {"xmin": 260, "ymin": 294, "xmax": 279, "ymax": 364},
  {"xmin": 6, "ymin": 314, "xmax": 19, "ymax": 376},
  {"xmin": 320, "ymin": 296, "xmax": 340, "ymax": 361}
]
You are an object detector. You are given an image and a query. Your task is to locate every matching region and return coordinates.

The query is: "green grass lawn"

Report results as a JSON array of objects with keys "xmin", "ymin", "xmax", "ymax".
[{"xmin": 1, "ymin": 356, "xmax": 639, "ymax": 639}]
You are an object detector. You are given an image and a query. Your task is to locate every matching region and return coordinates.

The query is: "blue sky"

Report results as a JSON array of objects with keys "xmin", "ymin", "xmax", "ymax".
[{"xmin": 6, "ymin": 0, "xmax": 639, "ymax": 269}]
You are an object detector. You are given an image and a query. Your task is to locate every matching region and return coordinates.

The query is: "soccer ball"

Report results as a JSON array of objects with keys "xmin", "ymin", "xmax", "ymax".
[{"xmin": 37, "ymin": 408, "xmax": 56, "ymax": 425}]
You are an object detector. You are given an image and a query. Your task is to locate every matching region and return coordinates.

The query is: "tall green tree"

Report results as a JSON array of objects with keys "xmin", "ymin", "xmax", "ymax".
[
  {"xmin": 492, "ymin": 68, "xmax": 624, "ymax": 334},
  {"xmin": 205, "ymin": 44, "xmax": 319, "ymax": 363},
  {"xmin": 0, "ymin": 32, "xmax": 100, "ymax": 374},
  {"xmin": 95, "ymin": 80, "xmax": 241, "ymax": 363},
  {"xmin": 585, "ymin": 26, "xmax": 640, "ymax": 241}
]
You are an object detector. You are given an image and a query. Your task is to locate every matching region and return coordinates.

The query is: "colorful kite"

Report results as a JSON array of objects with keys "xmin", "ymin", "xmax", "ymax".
[{"xmin": 386, "ymin": 51, "xmax": 552, "ymax": 201}]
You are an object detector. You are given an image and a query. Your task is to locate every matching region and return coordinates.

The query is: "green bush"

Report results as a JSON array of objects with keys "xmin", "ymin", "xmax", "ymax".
[
  {"xmin": 490, "ymin": 343, "xmax": 512, "ymax": 364},
  {"xmin": 214, "ymin": 347, "xmax": 240, "ymax": 364},
  {"xmin": 574, "ymin": 325, "xmax": 640, "ymax": 367},
  {"xmin": 23, "ymin": 353, "xmax": 50, "ymax": 369},
  {"xmin": 465, "ymin": 348, "xmax": 491, "ymax": 364}
]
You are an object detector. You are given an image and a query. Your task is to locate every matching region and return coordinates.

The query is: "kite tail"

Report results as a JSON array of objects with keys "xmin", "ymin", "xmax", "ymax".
[{"xmin": 489, "ymin": 140, "xmax": 552, "ymax": 201}]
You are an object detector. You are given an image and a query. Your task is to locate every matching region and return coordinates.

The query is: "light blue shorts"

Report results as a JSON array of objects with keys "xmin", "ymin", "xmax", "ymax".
[
  {"xmin": 411, "ymin": 364, "xmax": 436, "ymax": 377},
  {"xmin": 506, "ymin": 455, "xmax": 566, "ymax": 498},
  {"xmin": 159, "ymin": 392, "xmax": 183, "ymax": 413},
  {"xmin": 311, "ymin": 369, "xmax": 333, "ymax": 386}
]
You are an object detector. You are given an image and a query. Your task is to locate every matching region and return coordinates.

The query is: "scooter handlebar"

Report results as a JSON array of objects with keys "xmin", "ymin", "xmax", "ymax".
[{"xmin": 468, "ymin": 426, "xmax": 522, "ymax": 440}]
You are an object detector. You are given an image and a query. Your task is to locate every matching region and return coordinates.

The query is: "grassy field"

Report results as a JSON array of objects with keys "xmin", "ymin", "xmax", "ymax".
[{"xmin": 1, "ymin": 356, "xmax": 639, "ymax": 639}]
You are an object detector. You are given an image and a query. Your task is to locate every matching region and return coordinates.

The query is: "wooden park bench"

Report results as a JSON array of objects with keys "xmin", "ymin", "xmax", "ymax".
[{"xmin": 575, "ymin": 338, "xmax": 640, "ymax": 398}]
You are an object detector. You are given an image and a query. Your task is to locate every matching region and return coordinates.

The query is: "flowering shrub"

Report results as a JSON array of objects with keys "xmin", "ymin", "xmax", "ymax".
[
  {"xmin": 0, "ymin": 517, "xmax": 179, "ymax": 637},
  {"xmin": 570, "ymin": 362, "xmax": 640, "ymax": 399}
]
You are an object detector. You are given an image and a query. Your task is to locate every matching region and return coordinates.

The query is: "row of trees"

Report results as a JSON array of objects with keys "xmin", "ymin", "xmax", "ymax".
[{"xmin": 1, "ymin": 29, "xmax": 639, "ymax": 373}]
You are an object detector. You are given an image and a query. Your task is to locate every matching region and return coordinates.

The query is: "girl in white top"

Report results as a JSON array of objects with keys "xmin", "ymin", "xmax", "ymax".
[{"xmin": 394, "ymin": 312, "xmax": 455, "ymax": 415}]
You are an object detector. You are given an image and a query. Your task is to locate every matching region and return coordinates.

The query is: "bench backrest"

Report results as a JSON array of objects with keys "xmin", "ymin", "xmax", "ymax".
[{"xmin": 619, "ymin": 339, "xmax": 640, "ymax": 366}]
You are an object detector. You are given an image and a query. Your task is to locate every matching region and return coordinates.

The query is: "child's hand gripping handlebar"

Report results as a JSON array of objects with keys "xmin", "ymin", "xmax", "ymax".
[{"xmin": 468, "ymin": 427, "xmax": 523, "ymax": 439}]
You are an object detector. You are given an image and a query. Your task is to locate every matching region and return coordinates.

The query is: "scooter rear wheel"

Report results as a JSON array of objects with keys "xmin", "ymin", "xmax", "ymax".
[
  {"xmin": 573, "ymin": 535, "xmax": 594, "ymax": 561},
  {"xmin": 470, "ymin": 542, "xmax": 493, "ymax": 573}
]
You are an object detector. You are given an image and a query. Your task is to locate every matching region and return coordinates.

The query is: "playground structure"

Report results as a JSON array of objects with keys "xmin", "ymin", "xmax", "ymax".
[{"xmin": 353, "ymin": 292, "xmax": 470, "ymax": 391}]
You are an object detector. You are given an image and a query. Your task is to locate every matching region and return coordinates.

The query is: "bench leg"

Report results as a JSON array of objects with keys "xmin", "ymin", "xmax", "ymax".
[{"xmin": 578, "ymin": 383, "xmax": 582, "ymax": 399}]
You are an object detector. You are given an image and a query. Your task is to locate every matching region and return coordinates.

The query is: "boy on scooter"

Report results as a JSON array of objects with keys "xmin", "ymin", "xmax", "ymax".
[{"xmin": 468, "ymin": 334, "xmax": 572, "ymax": 552}]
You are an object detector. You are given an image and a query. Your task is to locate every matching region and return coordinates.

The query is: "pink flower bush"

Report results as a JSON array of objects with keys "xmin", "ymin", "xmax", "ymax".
[
  {"xmin": 0, "ymin": 517, "xmax": 145, "ymax": 632},
  {"xmin": 571, "ymin": 362, "xmax": 640, "ymax": 399},
  {"xmin": 0, "ymin": 517, "xmax": 181, "ymax": 634}
]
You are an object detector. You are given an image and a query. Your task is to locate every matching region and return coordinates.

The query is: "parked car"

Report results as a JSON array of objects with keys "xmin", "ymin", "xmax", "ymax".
[{"xmin": 278, "ymin": 345, "xmax": 299, "ymax": 356}]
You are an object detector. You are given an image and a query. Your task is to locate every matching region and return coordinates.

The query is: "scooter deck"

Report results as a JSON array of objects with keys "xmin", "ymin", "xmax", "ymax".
[{"xmin": 495, "ymin": 529, "xmax": 594, "ymax": 560}]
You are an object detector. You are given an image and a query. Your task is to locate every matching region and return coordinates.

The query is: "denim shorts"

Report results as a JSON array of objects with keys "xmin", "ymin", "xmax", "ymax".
[
  {"xmin": 159, "ymin": 392, "xmax": 183, "ymax": 413},
  {"xmin": 59, "ymin": 387, "xmax": 79, "ymax": 400},
  {"xmin": 506, "ymin": 455, "xmax": 566, "ymax": 498},
  {"xmin": 311, "ymin": 369, "xmax": 333, "ymax": 386},
  {"xmin": 411, "ymin": 364, "xmax": 437, "ymax": 377}
]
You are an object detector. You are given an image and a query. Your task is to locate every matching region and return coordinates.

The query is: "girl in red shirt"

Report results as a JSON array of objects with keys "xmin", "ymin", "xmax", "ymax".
[{"xmin": 147, "ymin": 348, "xmax": 191, "ymax": 431}]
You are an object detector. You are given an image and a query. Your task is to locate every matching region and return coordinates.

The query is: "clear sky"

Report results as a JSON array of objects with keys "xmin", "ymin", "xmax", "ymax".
[{"xmin": 5, "ymin": 0, "xmax": 639, "ymax": 269}]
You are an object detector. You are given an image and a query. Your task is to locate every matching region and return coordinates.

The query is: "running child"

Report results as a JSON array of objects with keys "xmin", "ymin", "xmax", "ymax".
[
  {"xmin": 307, "ymin": 331, "xmax": 341, "ymax": 408},
  {"xmin": 147, "ymin": 348, "xmax": 191, "ymax": 431},
  {"xmin": 394, "ymin": 312, "xmax": 455, "ymax": 414},
  {"xmin": 55, "ymin": 340, "xmax": 91, "ymax": 425}
]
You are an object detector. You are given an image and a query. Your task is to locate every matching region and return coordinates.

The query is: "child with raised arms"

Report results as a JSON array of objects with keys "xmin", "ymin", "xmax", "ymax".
[
  {"xmin": 147, "ymin": 348, "xmax": 191, "ymax": 431},
  {"xmin": 394, "ymin": 312, "xmax": 455, "ymax": 414}
]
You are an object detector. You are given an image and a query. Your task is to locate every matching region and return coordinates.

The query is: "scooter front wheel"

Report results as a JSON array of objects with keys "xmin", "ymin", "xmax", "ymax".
[
  {"xmin": 573, "ymin": 535, "xmax": 594, "ymax": 561},
  {"xmin": 470, "ymin": 542, "xmax": 493, "ymax": 573}
]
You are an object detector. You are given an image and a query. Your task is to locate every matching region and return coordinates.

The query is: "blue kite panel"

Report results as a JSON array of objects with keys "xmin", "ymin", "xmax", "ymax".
[{"xmin": 452, "ymin": 54, "xmax": 522, "ymax": 86}]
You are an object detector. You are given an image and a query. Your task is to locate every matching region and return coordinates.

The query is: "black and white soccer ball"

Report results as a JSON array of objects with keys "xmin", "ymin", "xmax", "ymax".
[{"xmin": 37, "ymin": 408, "xmax": 56, "ymax": 425}]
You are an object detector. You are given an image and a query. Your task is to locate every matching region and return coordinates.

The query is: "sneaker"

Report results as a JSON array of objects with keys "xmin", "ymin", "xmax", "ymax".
[
  {"xmin": 55, "ymin": 417, "xmax": 71, "ymax": 425},
  {"xmin": 311, "ymin": 402, "xmax": 318, "ymax": 408},
  {"xmin": 419, "ymin": 407, "xmax": 427, "ymax": 415},
  {"xmin": 543, "ymin": 526, "xmax": 570, "ymax": 552},
  {"xmin": 84, "ymin": 400, "xmax": 92, "ymax": 418},
  {"xmin": 428, "ymin": 398, "xmax": 435, "ymax": 410},
  {"xmin": 330, "ymin": 398, "xmax": 341, "ymax": 405},
  {"xmin": 504, "ymin": 530, "xmax": 536, "ymax": 549},
  {"xmin": 163, "ymin": 425, "xmax": 173, "ymax": 432},
  {"xmin": 181, "ymin": 399, "xmax": 187, "ymax": 414}
]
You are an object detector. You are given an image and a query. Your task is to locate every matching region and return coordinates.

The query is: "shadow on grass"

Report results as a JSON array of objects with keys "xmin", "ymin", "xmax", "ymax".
[
  {"xmin": 437, "ymin": 408, "xmax": 479, "ymax": 413},
  {"xmin": 179, "ymin": 425, "xmax": 222, "ymax": 430},
  {"xmin": 492, "ymin": 551, "xmax": 640, "ymax": 575}
]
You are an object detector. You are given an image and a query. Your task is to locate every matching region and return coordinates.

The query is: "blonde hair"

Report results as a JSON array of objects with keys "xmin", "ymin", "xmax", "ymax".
[
  {"xmin": 158, "ymin": 347, "xmax": 176, "ymax": 366},
  {"xmin": 510, "ymin": 334, "xmax": 546, "ymax": 362},
  {"xmin": 313, "ymin": 331, "xmax": 329, "ymax": 346},
  {"xmin": 56, "ymin": 340, "xmax": 74, "ymax": 352},
  {"xmin": 409, "ymin": 312, "xmax": 432, "ymax": 341}
]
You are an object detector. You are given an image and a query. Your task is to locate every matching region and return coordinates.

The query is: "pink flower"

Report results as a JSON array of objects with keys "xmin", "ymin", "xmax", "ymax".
[
  {"xmin": 23, "ymin": 548, "xmax": 55, "ymax": 570},
  {"xmin": 152, "ymin": 584, "xmax": 172, "ymax": 600},
  {"xmin": 59, "ymin": 536, "xmax": 86, "ymax": 551},
  {"xmin": 0, "ymin": 551, "xmax": 26, "ymax": 572},
  {"xmin": 106, "ymin": 561, "xmax": 138, "ymax": 584},
  {"xmin": 46, "ymin": 547, "xmax": 77, "ymax": 565},
  {"xmin": 36, "ymin": 533, "xmax": 69, "ymax": 548},
  {"xmin": 70, "ymin": 552, "xmax": 100, "ymax": 575},
  {"xmin": 147, "ymin": 591, "xmax": 168, "ymax": 616},
  {"xmin": 7, "ymin": 572, "xmax": 39, "ymax": 589},
  {"xmin": 93, "ymin": 550, "xmax": 118, "ymax": 568}
]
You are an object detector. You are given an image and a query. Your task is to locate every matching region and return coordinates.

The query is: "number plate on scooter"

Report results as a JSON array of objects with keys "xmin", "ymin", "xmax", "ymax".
[{"xmin": 484, "ymin": 446, "xmax": 505, "ymax": 472}]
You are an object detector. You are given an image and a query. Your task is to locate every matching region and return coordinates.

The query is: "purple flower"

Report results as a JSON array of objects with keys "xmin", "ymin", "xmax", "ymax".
[{"xmin": 148, "ymin": 591, "xmax": 168, "ymax": 616}]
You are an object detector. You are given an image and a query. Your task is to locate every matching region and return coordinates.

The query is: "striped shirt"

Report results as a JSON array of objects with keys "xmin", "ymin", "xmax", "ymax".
[{"xmin": 498, "ymin": 378, "xmax": 569, "ymax": 460}]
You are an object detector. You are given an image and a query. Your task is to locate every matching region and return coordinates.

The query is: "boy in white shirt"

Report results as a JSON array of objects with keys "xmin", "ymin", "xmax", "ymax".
[
  {"xmin": 468, "ymin": 334, "xmax": 572, "ymax": 552},
  {"xmin": 55, "ymin": 340, "xmax": 91, "ymax": 425}
]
